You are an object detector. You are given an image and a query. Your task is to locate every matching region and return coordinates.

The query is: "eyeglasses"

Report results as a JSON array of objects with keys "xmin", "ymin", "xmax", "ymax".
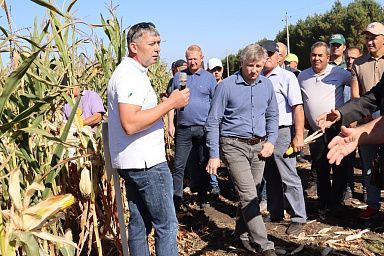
[{"xmin": 129, "ymin": 22, "xmax": 156, "ymax": 41}]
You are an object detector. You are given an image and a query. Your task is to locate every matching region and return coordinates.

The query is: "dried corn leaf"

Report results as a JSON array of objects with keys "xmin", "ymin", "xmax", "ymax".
[
  {"xmin": 318, "ymin": 227, "xmax": 332, "ymax": 234},
  {"xmin": 345, "ymin": 229, "xmax": 369, "ymax": 241}
]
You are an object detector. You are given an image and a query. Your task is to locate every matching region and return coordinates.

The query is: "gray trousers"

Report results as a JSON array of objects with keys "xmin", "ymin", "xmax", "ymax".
[
  {"xmin": 220, "ymin": 137, "xmax": 274, "ymax": 251},
  {"xmin": 264, "ymin": 126, "xmax": 307, "ymax": 223}
]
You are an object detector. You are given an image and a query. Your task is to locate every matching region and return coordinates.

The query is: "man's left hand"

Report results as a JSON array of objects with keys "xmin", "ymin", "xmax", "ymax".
[
  {"xmin": 206, "ymin": 158, "xmax": 221, "ymax": 176},
  {"xmin": 291, "ymin": 135, "xmax": 304, "ymax": 152}
]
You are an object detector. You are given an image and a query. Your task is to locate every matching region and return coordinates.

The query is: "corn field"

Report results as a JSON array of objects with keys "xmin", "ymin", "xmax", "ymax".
[{"xmin": 0, "ymin": 1, "xmax": 170, "ymax": 255}]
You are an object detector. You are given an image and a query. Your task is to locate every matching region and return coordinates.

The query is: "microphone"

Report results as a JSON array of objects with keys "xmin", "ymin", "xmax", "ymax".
[
  {"xmin": 179, "ymin": 72, "xmax": 187, "ymax": 90},
  {"xmin": 179, "ymin": 72, "xmax": 187, "ymax": 111}
]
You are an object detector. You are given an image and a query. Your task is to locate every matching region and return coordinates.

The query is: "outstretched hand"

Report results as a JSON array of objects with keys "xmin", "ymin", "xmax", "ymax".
[
  {"xmin": 327, "ymin": 126, "xmax": 360, "ymax": 165},
  {"xmin": 316, "ymin": 109, "xmax": 341, "ymax": 132}
]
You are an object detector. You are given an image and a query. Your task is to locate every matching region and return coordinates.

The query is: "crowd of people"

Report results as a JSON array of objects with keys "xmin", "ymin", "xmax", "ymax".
[{"xmin": 101, "ymin": 21, "xmax": 384, "ymax": 256}]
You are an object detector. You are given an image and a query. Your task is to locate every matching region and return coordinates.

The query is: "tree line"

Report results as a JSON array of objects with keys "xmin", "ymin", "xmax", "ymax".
[{"xmin": 222, "ymin": 0, "xmax": 384, "ymax": 76}]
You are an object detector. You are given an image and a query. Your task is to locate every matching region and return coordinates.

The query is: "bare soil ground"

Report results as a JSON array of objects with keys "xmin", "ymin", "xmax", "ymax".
[{"xmin": 175, "ymin": 154, "xmax": 384, "ymax": 256}]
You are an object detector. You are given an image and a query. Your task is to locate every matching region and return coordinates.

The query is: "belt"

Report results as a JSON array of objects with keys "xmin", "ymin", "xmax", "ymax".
[
  {"xmin": 279, "ymin": 125, "xmax": 291, "ymax": 129},
  {"xmin": 227, "ymin": 136, "xmax": 265, "ymax": 145}
]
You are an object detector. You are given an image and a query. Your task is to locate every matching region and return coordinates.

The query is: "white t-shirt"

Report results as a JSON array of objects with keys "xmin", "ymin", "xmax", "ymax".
[
  {"xmin": 298, "ymin": 64, "xmax": 351, "ymax": 131},
  {"xmin": 107, "ymin": 57, "xmax": 166, "ymax": 169}
]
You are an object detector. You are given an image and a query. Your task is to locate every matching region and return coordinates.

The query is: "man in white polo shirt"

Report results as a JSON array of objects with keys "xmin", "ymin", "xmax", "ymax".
[
  {"xmin": 298, "ymin": 41, "xmax": 351, "ymax": 213},
  {"xmin": 261, "ymin": 40, "xmax": 307, "ymax": 235},
  {"xmin": 107, "ymin": 22, "xmax": 189, "ymax": 256}
]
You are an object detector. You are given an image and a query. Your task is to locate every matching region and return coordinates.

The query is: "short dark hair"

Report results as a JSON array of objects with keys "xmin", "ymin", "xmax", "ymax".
[{"xmin": 127, "ymin": 22, "xmax": 159, "ymax": 46}]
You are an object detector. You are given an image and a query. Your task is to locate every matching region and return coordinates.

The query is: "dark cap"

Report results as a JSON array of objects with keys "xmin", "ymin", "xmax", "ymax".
[
  {"xmin": 172, "ymin": 59, "xmax": 187, "ymax": 69},
  {"xmin": 261, "ymin": 40, "xmax": 279, "ymax": 53}
]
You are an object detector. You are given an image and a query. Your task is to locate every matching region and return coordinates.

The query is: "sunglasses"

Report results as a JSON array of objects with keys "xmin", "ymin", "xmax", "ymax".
[
  {"xmin": 129, "ymin": 22, "xmax": 156, "ymax": 41},
  {"xmin": 211, "ymin": 67, "xmax": 222, "ymax": 72}
]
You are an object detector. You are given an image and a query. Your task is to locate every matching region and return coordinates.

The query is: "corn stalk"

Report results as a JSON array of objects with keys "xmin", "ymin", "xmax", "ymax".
[{"xmin": 0, "ymin": 1, "xmax": 172, "ymax": 255}]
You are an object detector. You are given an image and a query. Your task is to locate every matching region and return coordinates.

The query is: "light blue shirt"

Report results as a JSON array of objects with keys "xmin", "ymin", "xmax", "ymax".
[
  {"xmin": 263, "ymin": 66, "xmax": 303, "ymax": 126},
  {"xmin": 205, "ymin": 71, "xmax": 279, "ymax": 158},
  {"xmin": 171, "ymin": 68, "xmax": 217, "ymax": 126}
]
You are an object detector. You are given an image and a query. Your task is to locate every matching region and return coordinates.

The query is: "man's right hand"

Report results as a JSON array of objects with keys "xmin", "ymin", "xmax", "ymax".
[
  {"xmin": 316, "ymin": 109, "xmax": 341, "ymax": 131},
  {"xmin": 168, "ymin": 122, "xmax": 175, "ymax": 138},
  {"xmin": 168, "ymin": 88, "xmax": 190, "ymax": 109}
]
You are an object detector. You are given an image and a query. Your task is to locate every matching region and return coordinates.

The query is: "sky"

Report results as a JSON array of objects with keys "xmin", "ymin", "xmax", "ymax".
[{"xmin": 3, "ymin": 0, "xmax": 384, "ymax": 68}]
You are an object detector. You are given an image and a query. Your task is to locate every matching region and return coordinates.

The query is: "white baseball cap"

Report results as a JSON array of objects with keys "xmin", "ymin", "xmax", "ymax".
[{"xmin": 207, "ymin": 58, "xmax": 223, "ymax": 70}]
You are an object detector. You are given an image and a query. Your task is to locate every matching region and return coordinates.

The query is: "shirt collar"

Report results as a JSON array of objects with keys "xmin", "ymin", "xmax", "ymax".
[
  {"xmin": 126, "ymin": 57, "xmax": 148, "ymax": 73},
  {"xmin": 186, "ymin": 68, "xmax": 203, "ymax": 76},
  {"xmin": 235, "ymin": 70, "xmax": 262, "ymax": 86},
  {"xmin": 261, "ymin": 66, "xmax": 282, "ymax": 78},
  {"xmin": 368, "ymin": 53, "xmax": 384, "ymax": 61},
  {"xmin": 312, "ymin": 64, "xmax": 332, "ymax": 77}
]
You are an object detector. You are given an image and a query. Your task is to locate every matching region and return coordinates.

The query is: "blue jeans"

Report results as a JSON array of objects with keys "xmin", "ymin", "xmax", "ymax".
[
  {"xmin": 221, "ymin": 137, "xmax": 274, "ymax": 251},
  {"xmin": 118, "ymin": 162, "xmax": 178, "ymax": 256},
  {"xmin": 210, "ymin": 174, "xmax": 219, "ymax": 189},
  {"xmin": 172, "ymin": 125, "xmax": 210, "ymax": 200},
  {"xmin": 359, "ymin": 144, "xmax": 381, "ymax": 210}
]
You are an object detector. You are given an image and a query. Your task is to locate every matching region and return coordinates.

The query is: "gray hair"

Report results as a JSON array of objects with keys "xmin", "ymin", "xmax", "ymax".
[
  {"xmin": 240, "ymin": 44, "xmax": 267, "ymax": 64},
  {"xmin": 311, "ymin": 41, "xmax": 330, "ymax": 55},
  {"xmin": 127, "ymin": 22, "xmax": 160, "ymax": 46}
]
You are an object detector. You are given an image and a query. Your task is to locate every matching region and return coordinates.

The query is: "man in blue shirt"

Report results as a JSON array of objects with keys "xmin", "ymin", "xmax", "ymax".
[
  {"xmin": 205, "ymin": 43, "xmax": 278, "ymax": 256},
  {"xmin": 168, "ymin": 45, "xmax": 217, "ymax": 210},
  {"xmin": 261, "ymin": 40, "xmax": 307, "ymax": 236}
]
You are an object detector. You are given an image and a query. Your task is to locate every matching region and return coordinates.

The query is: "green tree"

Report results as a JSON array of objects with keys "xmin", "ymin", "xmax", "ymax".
[{"xmin": 276, "ymin": 0, "xmax": 384, "ymax": 69}]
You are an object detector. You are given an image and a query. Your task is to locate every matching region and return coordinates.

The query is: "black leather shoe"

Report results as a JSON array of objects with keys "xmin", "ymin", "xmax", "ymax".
[
  {"xmin": 262, "ymin": 249, "xmax": 277, "ymax": 256},
  {"xmin": 239, "ymin": 239, "xmax": 256, "ymax": 253},
  {"xmin": 286, "ymin": 222, "xmax": 304, "ymax": 235}
]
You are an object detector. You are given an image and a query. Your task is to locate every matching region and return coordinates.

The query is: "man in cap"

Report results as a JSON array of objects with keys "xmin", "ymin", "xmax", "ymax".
[
  {"xmin": 207, "ymin": 57, "xmax": 224, "ymax": 83},
  {"xmin": 277, "ymin": 42, "xmax": 288, "ymax": 68},
  {"xmin": 284, "ymin": 53, "xmax": 301, "ymax": 77},
  {"xmin": 329, "ymin": 34, "xmax": 347, "ymax": 68},
  {"xmin": 206, "ymin": 57, "xmax": 224, "ymax": 196},
  {"xmin": 347, "ymin": 21, "xmax": 384, "ymax": 219},
  {"xmin": 166, "ymin": 59, "xmax": 187, "ymax": 94},
  {"xmin": 261, "ymin": 40, "xmax": 307, "ymax": 235},
  {"xmin": 172, "ymin": 59, "xmax": 187, "ymax": 75}
]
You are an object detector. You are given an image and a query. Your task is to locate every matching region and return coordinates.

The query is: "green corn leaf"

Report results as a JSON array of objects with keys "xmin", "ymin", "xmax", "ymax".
[
  {"xmin": 30, "ymin": 0, "xmax": 66, "ymax": 17},
  {"xmin": 0, "ymin": 45, "xmax": 45, "ymax": 120},
  {"xmin": 43, "ymin": 94, "xmax": 81, "ymax": 198},
  {"xmin": 19, "ymin": 127, "xmax": 64, "ymax": 144},
  {"xmin": 11, "ymin": 232, "xmax": 40, "ymax": 256}
]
